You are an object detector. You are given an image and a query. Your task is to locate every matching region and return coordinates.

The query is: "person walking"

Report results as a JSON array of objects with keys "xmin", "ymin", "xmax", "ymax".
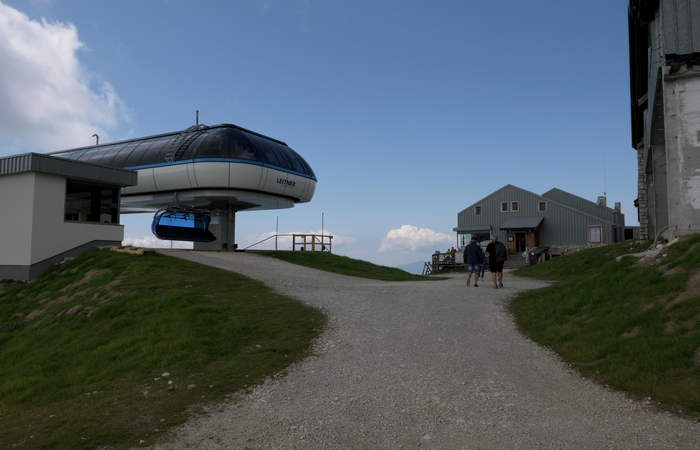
[
  {"xmin": 485, "ymin": 235, "xmax": 507, "ymax": 288},
  {"xmin": 464, "ymin": 236, "xmax": 484, "ymax": 287}
]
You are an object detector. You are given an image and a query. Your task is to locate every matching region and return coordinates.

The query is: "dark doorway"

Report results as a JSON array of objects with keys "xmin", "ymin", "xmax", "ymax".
[{"xmin": 515, "ymin": 232, "xmax": 526, "ymax": 252}]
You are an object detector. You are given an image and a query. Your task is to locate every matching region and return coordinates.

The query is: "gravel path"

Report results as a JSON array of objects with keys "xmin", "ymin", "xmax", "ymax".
[{"xmin": 156, "ymin": 250, "xmax": 700, "ymax": 449}]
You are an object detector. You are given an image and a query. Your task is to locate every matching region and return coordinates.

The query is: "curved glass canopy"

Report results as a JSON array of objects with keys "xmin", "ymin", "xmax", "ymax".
[{"xmin": 52, "ymin": 124, "xmax": 316, "ymax": 180}]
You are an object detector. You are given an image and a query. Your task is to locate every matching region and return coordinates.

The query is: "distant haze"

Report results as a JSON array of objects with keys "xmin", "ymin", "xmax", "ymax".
[{"xmin": 397, "ymin": 261, "xmax": 427, "ymax": 275}]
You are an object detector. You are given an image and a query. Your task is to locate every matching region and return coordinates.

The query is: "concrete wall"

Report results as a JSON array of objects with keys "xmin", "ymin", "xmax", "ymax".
[
  {"xmin": 0, "ymin": 172, "xmax": 124, "ymax": 280},
  {"xmin": 648, "ymin": 138, "xmax": 670, "ymax": 237},
  {"xmin": 661, "ymin": 71, "xmax": 700, "ymax": 237},
  {"xmin": 637, "ymin": 148, "xmax": 650, "ymax": 240},
  {"xmin": 29, "ymin": 173, "xmax": 124, "ymax": 264},
  {"xmin": 0, "ymin": 172, "xmax": 36, "ymax": 266},
  {"xmin": 631, "ymin": 3, "xmax": 700, "ymax": 240}
]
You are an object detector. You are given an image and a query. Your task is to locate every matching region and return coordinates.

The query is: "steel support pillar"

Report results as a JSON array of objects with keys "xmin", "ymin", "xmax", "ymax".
[{"xmin": 194, "ymin": 205, "xmax": 236, "ymax": 251}]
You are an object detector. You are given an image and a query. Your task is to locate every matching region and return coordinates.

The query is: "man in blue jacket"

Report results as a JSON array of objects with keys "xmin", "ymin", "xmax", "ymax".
[{"xmin": 464, "ymin": 236, "xmax": 485, "ymax": 287}]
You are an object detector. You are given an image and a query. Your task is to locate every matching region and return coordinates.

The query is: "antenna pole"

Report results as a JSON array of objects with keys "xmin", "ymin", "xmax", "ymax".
[
  {"xmin": 92, "ymin": 133, "xmax": 99, "ymax": 145},
  {"xmin": 196, "ymin": 110, "xmax": 199, "ymax": 126},
  {"xmin": 603, "ymin": 149, "xmax": 607, "ymax": 198}
]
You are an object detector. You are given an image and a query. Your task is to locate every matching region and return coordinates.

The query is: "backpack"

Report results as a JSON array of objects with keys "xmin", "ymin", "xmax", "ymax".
[{"xmin": 495, "ymin": 241, "xmax": 507, "ymax": 261}]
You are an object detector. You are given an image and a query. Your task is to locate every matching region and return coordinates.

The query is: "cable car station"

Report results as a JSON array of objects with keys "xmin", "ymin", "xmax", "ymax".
[{"xmin": 0, "ymin": 124, "xmax": 317, "ymax": 280}]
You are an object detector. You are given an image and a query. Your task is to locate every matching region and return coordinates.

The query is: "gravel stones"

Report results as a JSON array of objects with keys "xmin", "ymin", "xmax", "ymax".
[{"xmin": 156, "ymin": 250, "xmax": 700, "ymax": 449}]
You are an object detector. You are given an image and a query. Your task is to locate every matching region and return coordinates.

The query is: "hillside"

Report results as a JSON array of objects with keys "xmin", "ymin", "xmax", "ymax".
[
  {"xmin": 511, "ymin": 236, "xmax": 700, "ymax": 416},
  {"xmin": 252, "ymin": 251, "xmax": 444, "ymax": 281},
  {"xmin": 0, "ymin": 249, "xmax": 325, "ymax": 449}
]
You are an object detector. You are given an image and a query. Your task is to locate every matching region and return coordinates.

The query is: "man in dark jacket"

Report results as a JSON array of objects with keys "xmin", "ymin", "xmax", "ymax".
[
  {"xmin": 464, "ymin": 236, "xmax": 484, "ymax": 287},
  {"xmin": 486, "ymin": 235, "xmax": 508, "ymax": 288}
]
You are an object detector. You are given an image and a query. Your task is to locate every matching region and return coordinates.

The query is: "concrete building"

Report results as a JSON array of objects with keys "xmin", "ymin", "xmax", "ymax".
[
  {"xmin": 454, "ymin": 185, "xmax": 625, "ymax": 254},
  {"xmin": 0, "ymin": 153, "xmax": 136, "ymax": 280},
  {"xmin": 629, "ymin": 0, "xmax": 700, "ymax": 240}
]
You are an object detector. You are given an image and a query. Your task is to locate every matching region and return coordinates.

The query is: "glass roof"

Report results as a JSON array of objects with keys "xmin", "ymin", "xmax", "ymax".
[{"xmin": 52, "ymin": 125, "xmax": 316, "ymax": 180}]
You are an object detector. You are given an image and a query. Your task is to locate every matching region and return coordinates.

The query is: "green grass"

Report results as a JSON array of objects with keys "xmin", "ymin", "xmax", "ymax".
[
  {"xmin": 510, "ymin": 236, "xmax": 700, "ymax": 416},
  {"xmin": 253, "ymin": 251, "xmax": 444, "ymax": 281},
  {"xmin": 0, "ymin": 249, "xmax": 325, "ymax": 449}
]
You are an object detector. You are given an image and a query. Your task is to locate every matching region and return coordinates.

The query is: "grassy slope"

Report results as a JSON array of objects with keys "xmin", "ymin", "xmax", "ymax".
[
  {"xmin": 253, "ymin": 251, "xmax": 444, "ymax": 281},
  {"xmin": 0, "ymin": 249, "xmax": 325, "ymax": 449},
  {"xmin": 511, "ymin": 237, "xmax": 700, "ymax": 416}
]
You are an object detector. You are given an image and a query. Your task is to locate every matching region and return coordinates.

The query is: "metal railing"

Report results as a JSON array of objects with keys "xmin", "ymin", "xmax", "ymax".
[
  {"xmin": 243, "ymin": 233, "xmax": 333, "ymax": 253},
  {"xmin": 292, "ymin": 234, "xmax": 332, "ymax": 253}
]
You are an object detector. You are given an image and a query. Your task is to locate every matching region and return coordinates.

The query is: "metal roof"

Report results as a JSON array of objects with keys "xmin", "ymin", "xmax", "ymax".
[
  {"xmin": 499, "ymin": 216, "xmax": 544, "ymax": 230},
  {"xmin": 0, "ymin": 153, "xmax": 137, "ymax": 186},
  {"xmin": 50, "ymin": 123, "xmax": 316, "ymax": 181},
  {"xmin": 453, "ymin": 225, "xmax": 493, "ymax": 233}
]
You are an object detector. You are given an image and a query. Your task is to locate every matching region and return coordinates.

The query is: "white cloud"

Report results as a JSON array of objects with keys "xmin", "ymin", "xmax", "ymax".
[
  {"xmin": 379, "ymin": 225, "xmax": 452, "ymax": 253},
  {"xmin": 122, "ymin": 235, "xmax": 193, "ymax": 249},
  {"xmin": 241, "ymin": 229, "xmax": 353, "ymax": 251},
  {"xmin": 0, "ymin": 2, "xmax": 127, "ymax": 150}
]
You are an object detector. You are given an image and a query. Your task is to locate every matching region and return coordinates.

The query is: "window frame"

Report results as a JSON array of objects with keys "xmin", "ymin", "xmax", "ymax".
[
  {"xmin": 64, "ymin": 179, "xmax": 121, "ymax": 225},
  {"xmin": 539, "ymin": 201, "xmax": 547, "ymax": 212},
  {"xmin": 474, "ymin": 205, "xmax": 482, "ymax": 216},
  {"xmin": 587, "ymin": 225, "xmax": 602, "ymax": 244},
  {"xmin": 511, "ymin": 201, "xmax": 519, "ymax": 212},
  {"xmin": 501, "ymin": 202, "xmax": 509, "ymax": 212}
]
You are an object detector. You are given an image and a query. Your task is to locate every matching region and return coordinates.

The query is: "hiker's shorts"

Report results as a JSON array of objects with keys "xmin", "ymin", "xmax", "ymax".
[
  {"xmin": 489, "ymin": 260, "xmax": 505, "ymax": 273},
  {"xmin": 467, "ymin": 264, "xmax": 480, "ymax": 274}
]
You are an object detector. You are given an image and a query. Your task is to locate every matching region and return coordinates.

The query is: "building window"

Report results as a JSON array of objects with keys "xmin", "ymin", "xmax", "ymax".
[
  {"xmin": 65, "ymin": 180, "xmax": 119, "ymax": 224},
  {"xmin": 501, "ymin": 202, "xmax": 508, "ymax": 212},
  {"xmin": 511, "ymin": 201, "xmax": 519, "ymax": 212},
  {"xmin": 587, "ymin": 225, "xmax": 602, "ymax": 243},
  {"xmin": 475, "ymin": 205, "xmax": 481, "ymax": 215},
  {"xmin": 539, "ymin": 201, "xmax": 547, "ymax": 212}
]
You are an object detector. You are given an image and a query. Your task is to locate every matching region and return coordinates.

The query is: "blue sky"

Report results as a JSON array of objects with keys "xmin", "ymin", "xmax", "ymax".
[{"xmin": 0, "ymin": 0, "xmax": 637, "ymax": 266}]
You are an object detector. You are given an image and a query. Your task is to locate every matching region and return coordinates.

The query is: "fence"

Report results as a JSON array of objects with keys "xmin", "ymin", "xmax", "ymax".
[
  {"xmin": 292, "ymin": 234, "xmax": 332, "ymax": 252},
  {"xmin": 244, "ymin": 233, "xmax": 333, "ymax": 253}
]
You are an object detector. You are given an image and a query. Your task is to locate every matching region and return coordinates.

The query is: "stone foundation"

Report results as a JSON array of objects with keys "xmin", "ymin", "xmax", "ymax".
[{"xmin": 637, "ymin": 147, "xmax": 649, "ymax": 240}]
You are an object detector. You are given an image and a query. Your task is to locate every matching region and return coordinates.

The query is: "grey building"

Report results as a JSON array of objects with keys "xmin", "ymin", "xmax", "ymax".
[
  {"xmin": 629, "ymin": 0, "xmax": 700, "ymax": 240},
  {"xmin": 0, "ymin": 153, "xmax": 136, "ymax": 281},
  {"xmin": 454, "ymin": 185, "xmax": 625, "ymax": 254}
]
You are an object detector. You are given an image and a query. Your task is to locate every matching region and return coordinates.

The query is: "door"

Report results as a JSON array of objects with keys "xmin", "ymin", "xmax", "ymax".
[{"xmin": 515, "ymin": 232, "xmax": 526, "ymax": 252}]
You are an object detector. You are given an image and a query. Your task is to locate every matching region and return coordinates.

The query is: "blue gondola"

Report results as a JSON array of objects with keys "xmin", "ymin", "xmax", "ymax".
[{"xmin": 151, "ymin": 210, "xmax": 216, "ymax": 242}]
